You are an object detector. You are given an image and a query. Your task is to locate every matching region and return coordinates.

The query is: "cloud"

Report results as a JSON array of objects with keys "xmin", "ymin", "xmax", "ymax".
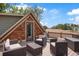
[
  {"xmin": 69, "ymin": 16, "xmax": 79, "ymax": 23},
  {"xmin": 67, "ymin": 8, "xmax": 79, "ymax": 24},
  {"xmin": 49, "ymin": 9, "xmax": 59, "ymax": 14},
  {"xmin": 37, "ymin": 6, "xmax": 43, "ymax": 10},
  {"xmin": 16, "ymin": 4, "xmax": 31, "ymax": 9},
  {"xmin": 75, "ymin": 16, "xmax": 79, "ymax": 22},
  {"xmin": 40, "ymin": 21, "xmax": 48, "ymax": 26},
  {"xmin": 42, "ymin": 9, "xmax": 60, "ymax": 19},
  {"xmin": 43, "ymin": 8, "xmax": 47, "ymax": 11},
  {"xmin": 41, "ymin": 9, "xmax": 61, "ymax": 28},
  {"xmin": 69, "ymin": 18, "xmax": 74, "ymax": 21},
  {"xmin": 36, "ymin": 6, "xmax": 47, "ymax": 11},
  {"xmin": 67, "ymin": 8, "xmax": 79, "ymax": 15}
]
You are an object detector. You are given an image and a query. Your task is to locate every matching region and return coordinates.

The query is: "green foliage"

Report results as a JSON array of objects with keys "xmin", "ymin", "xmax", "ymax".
[
  {"xmin": 9, "ymin": 6, "xmax": 19, "ymax": 14},
  {"xmin": 51, "ymin": 23, "xmax": 77, "ymax": 30},
  {"xmin": 43, "ymin": 26, "xmax": 48, "ymax": 29},
  {"xmin": 7, "ymin": 5, "xmax": 43, "ymax": 21},
  {"xmin": 0, "ymin": 4, "xmax": 44, "ymax": 21},
  {"xmin": 0, "ymin": 3, "xmax": 9, "ymax": 13},
  {"xmin": 19, "ymin": 7, "xmax": 24, "ymax": 14},
  {"xmin": 34, "ymin": 6, "xmax": 43, "ymax": 20}
]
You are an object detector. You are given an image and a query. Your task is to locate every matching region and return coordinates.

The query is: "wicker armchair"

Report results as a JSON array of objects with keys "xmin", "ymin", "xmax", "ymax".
[{"xmin": 35, "ymin": 35, "xmax": 47, "ymax": 46}]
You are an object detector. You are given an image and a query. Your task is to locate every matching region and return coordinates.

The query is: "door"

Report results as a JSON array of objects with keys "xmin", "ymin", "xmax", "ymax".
[{"xmin": 26, "ymin": 22, "xmax": 33, "ymax": 41}]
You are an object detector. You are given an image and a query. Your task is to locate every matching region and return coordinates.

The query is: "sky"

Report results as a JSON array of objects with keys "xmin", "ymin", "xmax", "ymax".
[{"xmin": 10, "ymin": 3, "xmax": 79, "ymax": 28}]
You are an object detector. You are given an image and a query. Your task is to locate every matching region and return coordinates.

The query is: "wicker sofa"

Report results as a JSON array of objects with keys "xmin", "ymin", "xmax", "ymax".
[
  {"xmin": 3, "ymin": 46, "xmax": 26, "ymax": 56},
  {"xmin": 3, "ymin": 39, "xmax": 27, "ymax": 56}
]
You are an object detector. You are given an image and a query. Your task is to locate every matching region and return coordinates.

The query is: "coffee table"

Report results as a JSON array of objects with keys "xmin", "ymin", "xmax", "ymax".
[{"xmin": 27, "ymin": 42, "xmax": 42, "ymax": 56}]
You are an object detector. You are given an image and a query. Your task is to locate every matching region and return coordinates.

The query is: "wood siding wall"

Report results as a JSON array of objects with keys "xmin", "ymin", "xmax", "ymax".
[
  {"xmin": 35, "ymin": 23, "xmax": 44, "ymax": 36},
  {"xmin": 6, "ymin": 22, "xmax": 25, "ymax": 40}
]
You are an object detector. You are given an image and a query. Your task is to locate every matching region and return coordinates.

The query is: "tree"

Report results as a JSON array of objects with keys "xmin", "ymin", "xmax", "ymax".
[
  {"xmin": 12, "ymin": 6, "xmax": 43, "ymax": 21},
  {"xmin": 23, "ymin": 6, "xmax": 43, "ymax": 21},
  {"xmin": 43, "ymin": 26, "xmax": 48, "ymax": 29},
  {"xmin": 54, "ymin": 24, "xmax": 65, "ymax": 30},
  {"xmin": 64, "ymin": 24, "xmax": 72, "ymax": 30},
  {"xmin": 51, "ymin": 23, "xmax": 73, "ymax": 30},
  {"xmin": 0, "ymin": 3, "xmax": 9, "ymax": 13},
  {"xmin": 70, "ymin": 24, "xmax": 79, "ymax": 31},
  {"xmin": 23, "ymin": 7, "xmax": 34, "ymax": 15},
  {"xmin": 34, "ymin": 6, "xmax": 43, "ymax": 20},
  {"xmin": 9, "ymin": 6, "xmax": 19, "ymax": 14},
  {"xmin": 18, "ymin": 7, "xmax": 24, "ymax": 14},
  {"xmin": 0, "ymin": 4, "xmax": 44, "ymax": 21}
]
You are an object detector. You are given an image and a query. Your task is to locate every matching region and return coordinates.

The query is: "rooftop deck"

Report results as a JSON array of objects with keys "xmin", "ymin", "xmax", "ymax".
[{"xmin": 0, "ymin": 39, "xmax": 79, "ymax": 56}]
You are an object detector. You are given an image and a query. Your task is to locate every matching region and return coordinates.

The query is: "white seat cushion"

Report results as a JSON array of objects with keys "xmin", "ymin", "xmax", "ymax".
[
  {"xmin": 9, "ymin": 43, "xmax": 21, "ymax": 50},
  {"xmin": 5, "ymin": 39, "xmax": 10, "ymax": 50},
  {"xmin": 51, "ymin": 42, "xmax": 55, "ymax": 47},
  {"xmin": 36, "ymin": 39, "xmax": 42, "ymax": 41}
]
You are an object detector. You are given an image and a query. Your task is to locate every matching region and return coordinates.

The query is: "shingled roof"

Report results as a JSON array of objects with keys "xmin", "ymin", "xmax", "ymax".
[{"xmin": 0, "ymin": 13, "xmax": 23, "ymax": 35}]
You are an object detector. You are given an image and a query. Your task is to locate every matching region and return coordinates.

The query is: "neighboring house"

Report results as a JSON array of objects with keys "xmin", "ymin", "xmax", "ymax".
[
  {"xmin": 0, "ymin": 13, "xmax": 45, "ymax": 42},
  {"xmin": 74, "ymin": 27, "xmax": 79, "ymax": 31},
  {"xmin": 46, "ymin": 29, "xmax": 79, "ymax": 38}
]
